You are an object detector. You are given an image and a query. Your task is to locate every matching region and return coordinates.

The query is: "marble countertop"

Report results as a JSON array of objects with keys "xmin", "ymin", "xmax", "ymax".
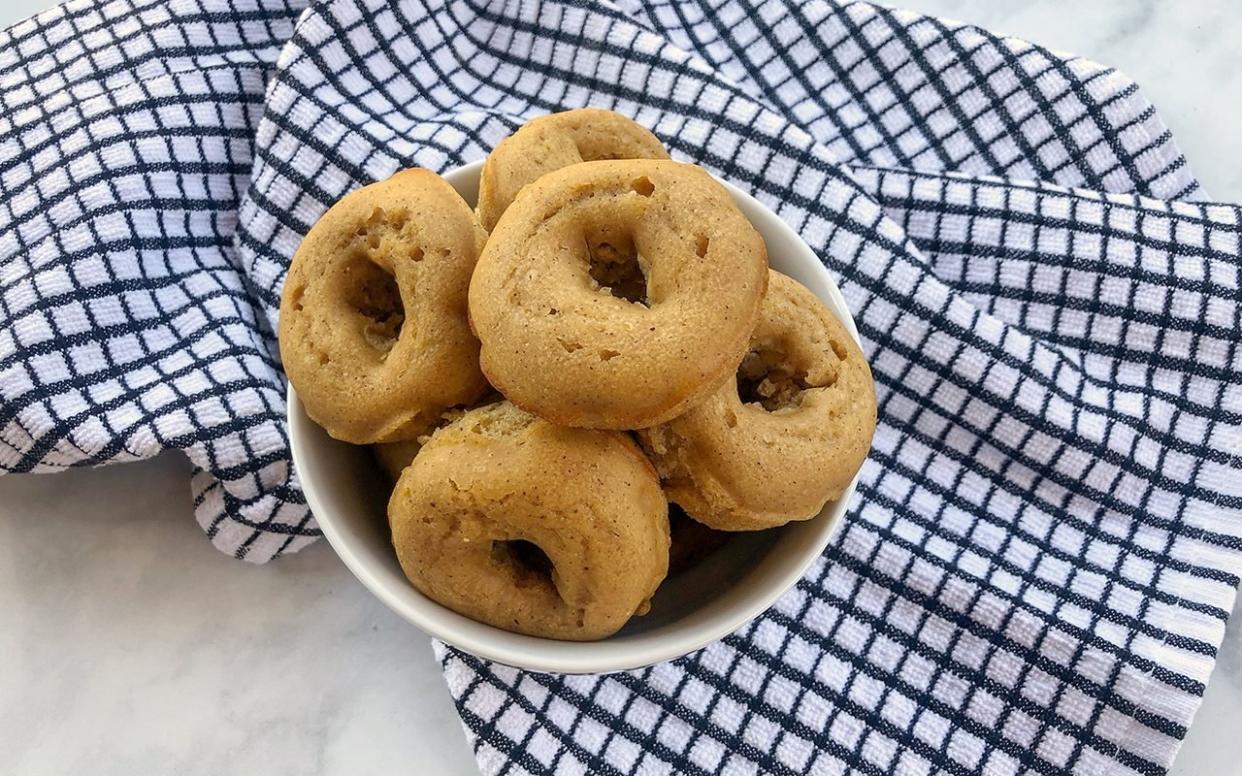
[{"xmin": 3, "ymin": 1, "xmax": 1240, "ymax": 775}]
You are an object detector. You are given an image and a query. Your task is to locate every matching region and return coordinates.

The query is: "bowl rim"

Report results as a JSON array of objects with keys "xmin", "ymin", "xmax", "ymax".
[{"xmin": 288, "ymin": 158, "xmax": 865, "ymax": 674}]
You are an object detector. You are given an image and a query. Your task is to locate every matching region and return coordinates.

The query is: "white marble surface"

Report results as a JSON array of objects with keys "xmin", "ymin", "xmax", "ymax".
[
  {"xmin": 2, "ymin": 2, "xmax": 1240, "ymax": 775},
  {"xmin": 0, "ymin": 454, "xmax": 479, "ymax": 776}
]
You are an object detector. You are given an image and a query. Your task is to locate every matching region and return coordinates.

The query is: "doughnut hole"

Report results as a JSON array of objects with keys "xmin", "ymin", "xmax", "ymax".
[
  {"xmin": 491, "ymin": 539, "xmax": 556, "ymax": 591},
  {"xmin": 584, "ymin": 222, "xmax": 647, "ymax": 305},
  {"xmin": 573, "ymin": 190, "xmax": 670, "ymax": 309},
  {"xmin": 341, "ymin": 253, "xmax": 405, "ymax": 354},
  {"xmin": 736, "ymin": 339, "xmax": 832, "ymax": 412},
  {"xmin": 470, "ymin": 160, "xmax": 769, "ymax": 430}
]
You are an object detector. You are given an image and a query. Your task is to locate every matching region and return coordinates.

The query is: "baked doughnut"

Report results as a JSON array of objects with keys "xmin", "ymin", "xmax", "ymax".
[
  {"xmin": 638, "ymin": 271, "xmax": 876, "ymax": 531},
  {"xmin": 389, "ymin": 402, "xmax": 670, "ymax": 640},
  {"xmin": 373, "ymin": 437, "xmax": 427, "ymax": 482},
  {"xmin": 469, "ymin": 160, "xmax": 769, "ymax": 430},
  {"xmin": 371, "ymin": 393, "xmax": 504, "ymax": 481},
  {"xmin": 477, "ymin": 108, "xmax": 669, "ymax": 232},
  {"xmin": 279, "ymin": 169, "xmax": 489, "ymax": 444}
]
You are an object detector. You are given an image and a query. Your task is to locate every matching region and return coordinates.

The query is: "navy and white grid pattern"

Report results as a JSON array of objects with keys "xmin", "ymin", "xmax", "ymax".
[{"xmin": 2, "ymin": 0, "xmax": 1241, "ymax": 774}]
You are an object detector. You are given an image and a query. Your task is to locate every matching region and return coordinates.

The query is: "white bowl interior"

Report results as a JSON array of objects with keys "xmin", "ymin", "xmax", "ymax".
[{"xmin": 289, "ymin": 159, "xmax": 863, "ymax": 674}]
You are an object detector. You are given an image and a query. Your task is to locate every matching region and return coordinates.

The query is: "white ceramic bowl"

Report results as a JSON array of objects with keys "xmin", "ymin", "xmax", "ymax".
[{"xmin": 288, "ymin": 160, "xmax": 864, "ymax": 674}]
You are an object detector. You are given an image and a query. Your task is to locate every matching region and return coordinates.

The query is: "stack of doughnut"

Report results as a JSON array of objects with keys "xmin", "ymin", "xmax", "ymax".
[{"xmin": 279, "ymin": 109, "xmax": 877, "ymax": 641}]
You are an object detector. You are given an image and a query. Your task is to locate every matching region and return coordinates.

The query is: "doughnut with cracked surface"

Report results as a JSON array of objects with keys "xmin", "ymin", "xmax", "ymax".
[
  {"xmin": 468, "ymin": 159, "xmax": 769, "ymax": 430},
  {"xmin": 638, "ymin": 271, "xmax": 876, "ymax": 530},
  {"xmin": 388, "ymin": 401, "xmax": 670, "ymax": 640},
  {"xmin": 371, "ymin": 393, "xmax": 504, "ymax": 481},
  {"xmin": 477, "ymin": 108, "xmax": 669, "ymax": 232},
  {"xmin": 372, "ymin": 436, "xmax": 428, "ymax": 483},
  {"xmin": 279, "ymin": 169, "xmax": 489, "ymax": 444}
]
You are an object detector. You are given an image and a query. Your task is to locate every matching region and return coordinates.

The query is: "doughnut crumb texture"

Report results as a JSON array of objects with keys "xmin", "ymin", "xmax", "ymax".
[
  {"xmin": 371, "ymin": 392, "xmax": 503, "ymax": 481},
  {"xmin": 469, "ymin": 160, "xmax": 769, "ymax": 430},
  {"xmin": 388, "ymin": 402, "xmax": 670, "ymax": 640},
  {"xmin": 279, "ymin": 169, "xmax": 489, "ymax": 444},
  {"xmin": 638, "ymin": 271, "xmax": 877, "ymax": 531},
  {"xmin": 477, "ymin": 108, "xmax": 669, "ymax": 232}
]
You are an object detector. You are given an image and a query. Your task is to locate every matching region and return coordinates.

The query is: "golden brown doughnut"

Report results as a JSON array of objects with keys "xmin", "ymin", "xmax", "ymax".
[
  {"xmin": 372, "ymin": 436, "xmax": 427, "ymax": 483},
  {"xmin": 371, "ymin": 393, "xmax": 505, "ymax": 481},
  {"xmin": 468, "ymin": 160, "xmax": 769, "ymax": 430},
  {"xmin": 477, "ymin": 108, "xmax": 669, "ymax": 232},
  {"xmin": 279, "ymin": 169, "xmax": 489, "ymax": 444},
  {"xmin": 389, "ymin": 402, "xmax": 670, "ymax": 640},
  {"xmin": 638, "ymin": 271, "xmax": 876, "ymax": 530}
]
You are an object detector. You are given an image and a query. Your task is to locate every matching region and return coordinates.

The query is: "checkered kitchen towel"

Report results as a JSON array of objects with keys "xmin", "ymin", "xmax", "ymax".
[{"xmin": 3, "ymin": 0, "xmax": 1241, "ymax": 772}]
